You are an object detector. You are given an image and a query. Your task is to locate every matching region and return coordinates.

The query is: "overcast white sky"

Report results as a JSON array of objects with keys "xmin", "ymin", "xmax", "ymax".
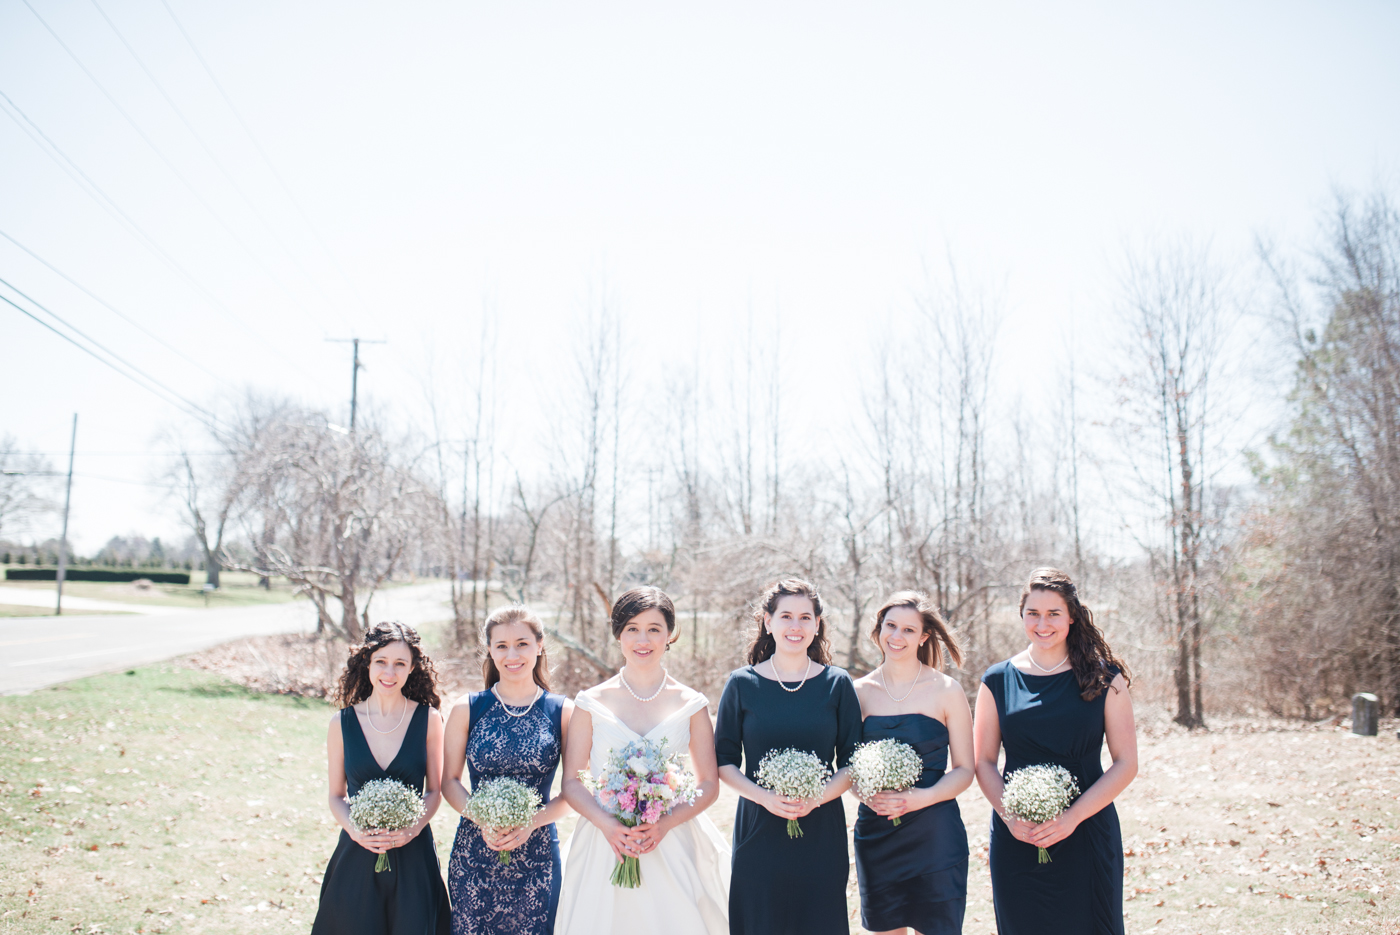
[{"xmin": 2, "ymin": 0, "xmax": 1397, "ymax": 553}]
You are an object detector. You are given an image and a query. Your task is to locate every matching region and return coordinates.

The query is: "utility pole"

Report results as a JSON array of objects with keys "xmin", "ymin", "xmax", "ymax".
[
  {"xmin": 326, "ymin": 338, "xmax": 386, "ymax": 431},
  {"xmin": 56, "ymin": 413, "xmax": 77, "ymax": 616}
]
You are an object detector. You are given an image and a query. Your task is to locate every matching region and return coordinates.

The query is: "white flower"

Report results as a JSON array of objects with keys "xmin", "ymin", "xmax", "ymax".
[
  {"xmin": 348, "ymin": 779, "xmax": 424, "ymax": 834},
  {"xmin": 1001, "ymin": 764, "xmax": 1080, "ymax": 824},
  {"xmin": 754, "ymin": 748, "xmax": 831, "ymax": 801},
  {"xmin": 848, "ymin": 739, "xmax": 923, "ymax": 800},
  {"xmin": 463, "ymin": 777, "xmax": 543, "ymax": 832},
  {"xmin": 626, "ymin": 756, "xmax": 650, "ymax": 775}
]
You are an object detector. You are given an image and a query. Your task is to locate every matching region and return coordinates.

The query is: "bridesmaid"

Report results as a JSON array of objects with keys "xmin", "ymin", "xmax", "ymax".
[
  {"xmin": 850, "ymin": 592, "xmax": 973, "ymax": 935},
  {"xmin": 973, "ymin": 568, "xmax": 1138, "ymax": 935},
  {"xmin": 715, "ymin": 578, "xmax": 861, "ymax": 935},
  {"xmin": 442, "ymin": 605, "xmax": 573, "ymax": 935},
  {"xmin": 313, "ymin": 621, "xmax": 450, "ymax": 935}
]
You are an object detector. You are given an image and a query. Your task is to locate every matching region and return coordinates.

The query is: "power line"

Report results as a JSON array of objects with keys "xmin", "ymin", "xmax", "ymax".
[
  {"xmin": 156, "ymin": 0, "xmax": 370, "ymax": 317},
  {"xmin": 0, "ymin": 279, "xmax": 220, "ymax": 429},
  {"xmin": 18, "ymin": 0, "xmax": 326, "ymax": 338},
  {"xmin": 85, "ymin": 0, "xmax": 342, "ymax": 330},
  {"xmin": 0, "ymin": 89, "xmax": 278, "ymax": 349},
  {"xmin": 0, "ymin": 228, "xmax": 227, "ymax": 385}
]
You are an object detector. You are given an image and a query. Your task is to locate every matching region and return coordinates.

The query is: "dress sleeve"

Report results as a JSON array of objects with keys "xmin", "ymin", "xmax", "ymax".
[
  {"xmin": 714, "ymin": 670, "xmax": 745, "ymax": 770},
  {"xmin": 832, "ymin": 670, "xmax": 862, "ymax": 770}
]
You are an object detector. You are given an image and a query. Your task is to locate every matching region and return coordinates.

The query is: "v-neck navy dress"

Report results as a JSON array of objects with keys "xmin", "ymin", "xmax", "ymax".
[
  {"xmin": 714, "ymin": 664, "xmax": 862, "ymax": 935},
  {"xmin": 312, "ymin": 703, "xmax": 451, "ymax": 935},
  {"xmin": 982, "ymin": 660, "xmax": 1124, "ymax": 935}
]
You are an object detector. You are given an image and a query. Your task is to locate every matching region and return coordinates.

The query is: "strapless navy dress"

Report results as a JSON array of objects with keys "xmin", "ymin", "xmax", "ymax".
[{"xmin": 852, "ymin": 713, "xmax": 968, "ymax": 934}]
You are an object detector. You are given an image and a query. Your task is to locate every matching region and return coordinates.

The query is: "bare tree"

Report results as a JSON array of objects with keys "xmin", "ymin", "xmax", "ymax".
[
  {"xmin": 1112, "ymin": 242, "xmax": 1236, "ymax": 728},
  {"xmin": 0, "ymin": 436, "xmax": 54, "ymax": 540}
]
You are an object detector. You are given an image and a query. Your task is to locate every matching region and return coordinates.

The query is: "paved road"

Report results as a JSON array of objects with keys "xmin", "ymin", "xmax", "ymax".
[
  {"xmin": 0, "ymin": 585, "xmax": 184, "ymax": 615},
  {"xmin": 0, "ymin": 581, "xmax": 454, "ymax": 695}
]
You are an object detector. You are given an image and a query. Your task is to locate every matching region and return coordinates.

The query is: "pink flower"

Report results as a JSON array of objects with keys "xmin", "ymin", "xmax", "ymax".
[
  {"xmin": 642, "ymin": 801, "xmax": 664, "ymax": 824},
  {"xmin": 617, "ymin": 791, "xmax": 636, "ymax": 812},
  {"xmin": 664, "ymin": 770, "xmax": 680, "ymax": 790},
  {"xmin": 599, "ymin": 788, "xmax": 616, "ymax": 805}
]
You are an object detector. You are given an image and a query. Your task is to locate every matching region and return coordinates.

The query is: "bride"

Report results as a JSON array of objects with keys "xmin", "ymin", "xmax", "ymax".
[{"xmin": 556, "ymin": 586, "xmax": 729, "ymax": 935}]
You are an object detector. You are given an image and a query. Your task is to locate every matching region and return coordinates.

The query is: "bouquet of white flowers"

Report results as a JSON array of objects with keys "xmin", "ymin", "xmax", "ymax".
[
  {"xmin": 1000, "ymin": 764, "xmax": 1080, "ymax": 864},
  {"xmin": 848, "ymin": 738, "xmax": 924, "ymax": 825},
  {"xmin": 347, "ymin": 778, "xmax": 425, "ymax": 872},
  {"xmin": 462, "ymin": 777, "xmax": 544, "ymax": 865},
  {"xmin": 754, "ymin": 748, "xmax": 832, "ymax": 839}
]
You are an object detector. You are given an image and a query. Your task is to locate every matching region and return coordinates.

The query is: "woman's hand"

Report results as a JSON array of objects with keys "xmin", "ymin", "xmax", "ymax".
[
  {"xmin": 349, "ymin": 827, "xmax": 399, "ymax": 854},
  {"xmin": 601, "ymin": 818, "xmax": 646, "ymax": 861},
  {"xmin": 999, "ymin": 811, "xmax": 1040, "ymax": 845},
  {"xmin": 631, "ymin": 819, "xmax": 672, "ymax": 855},
  {"xmin": 1028, "ymin": 811, "xmax": 1081, "ymax": 848},
  {"xmin": 867, "ymin": 790, "xmax": 912, "ymax": 819},
  {"xmin": 757, "ymin": 789, "xmax": 807, "ymax": 821},
  {"xmin": 480, "ymin": 822, "xmax": 534, "ymax": 853}
]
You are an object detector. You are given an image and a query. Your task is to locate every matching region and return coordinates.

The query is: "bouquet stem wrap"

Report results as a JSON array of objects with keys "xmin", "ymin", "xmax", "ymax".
[
  {"xmin": 754, "ymin": 748, "xmax": 832, "ymax": 839},
  {"xmin": 1000, "ymin": 764, "xmax": 1080, "ymax": 865},
  {"xmin": 347, "ymin": 779, "xmax": 426, "ymax": 874}
]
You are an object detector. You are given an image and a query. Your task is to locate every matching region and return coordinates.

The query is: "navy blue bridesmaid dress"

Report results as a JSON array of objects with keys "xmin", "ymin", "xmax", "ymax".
[
  {"xmin": 852, "ymin": 713, "xmax": 968, "ymax": 934},
  {"xmin": 447, "ymin": 690, "xmax": 565, "ymax": 935},
  {"xmin": 982, "ymin": 660, "xmax": 1125, "ymax": 935},
  {"xmin": 714, "ymin": 665, "xmax": 862, "ymax": 935},
  {"xmin": 311, "ymin": 703, "xmax": 451, "ymax": 935}
]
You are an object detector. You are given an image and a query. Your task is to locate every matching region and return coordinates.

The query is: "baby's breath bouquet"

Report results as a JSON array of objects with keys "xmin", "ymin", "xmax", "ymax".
[
  {"xmin": 848, "ymin": 738, "xmax": 924, "ymax": 825},
  {"xmin": 462, "ymin": 777, "xmax": 544, "ymax": 865},
  {"xmin": 1000, "ymin": 764, "xmax": 1080, "ymax": 864},
  {"xmin": 347, "ymin": 778, "xmax": 425, "ymax": 872},
  {"xmin": 754, "ymin": 748, "xmax": 832, "ymax": 839}
]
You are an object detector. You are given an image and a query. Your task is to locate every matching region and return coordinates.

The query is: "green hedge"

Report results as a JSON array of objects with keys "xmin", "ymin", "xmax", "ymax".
[{"xmin": 4, "ymin": 568, "xmax": 191, "ymax": 585}]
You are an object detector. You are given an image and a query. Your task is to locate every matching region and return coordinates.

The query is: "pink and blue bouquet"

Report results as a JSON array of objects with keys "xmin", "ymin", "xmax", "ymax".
[{"xmin": 579, "ymin": 738, "xmax": 698, "ymax": 887}]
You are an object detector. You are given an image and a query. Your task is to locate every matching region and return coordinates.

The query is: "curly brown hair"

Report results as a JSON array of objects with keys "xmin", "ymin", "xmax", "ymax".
[
  {"xmin": 334, "ymin": 621, "xmax": 441, "ymax": 708},
  {"xmin": 870, "ymin": 590, "xmax": 963, "ymax": 671},
  {"xmin": 746, "ymin": 578, "xmax": 833, "ymax": 666},
  {"xmin": 1019, "ymin": 567, "xmax": 1131, "ymax": 701}
]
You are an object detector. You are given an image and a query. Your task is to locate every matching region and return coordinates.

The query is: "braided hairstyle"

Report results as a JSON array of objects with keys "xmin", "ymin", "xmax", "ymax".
[
  {"xmin": 334, "ymin": 621, "xmax": 441, "ymax": 708},
  {"xmin": 1019, "ymin": 567, "xmax": 1131, "ymax": 701},
  {"xmin": 746, "ymin": 578, "xmax": 832, "ymax": 666},
  {"xmin": 870, "ymin": 590, "xmax": 963, "ymax": 671}
]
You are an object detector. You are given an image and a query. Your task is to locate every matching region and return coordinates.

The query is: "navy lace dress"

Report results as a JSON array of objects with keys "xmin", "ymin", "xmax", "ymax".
[
  {"xmin": 982, "ymin": 660, "xmax": 1125, "ymax": 935},
  {"xmin": 853, "ymin": 714, "xmax": 968, "ymax": 934},
  {"xmin": 448, "ymin": 690, "xmax": 565, "ymax": 935},
  {"xmin": 311, "ymin": 703, "xmax": 450, "ymax": 935}
]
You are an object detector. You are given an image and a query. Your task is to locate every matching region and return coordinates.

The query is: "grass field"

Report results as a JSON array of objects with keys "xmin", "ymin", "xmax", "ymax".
[{"xmin": 1, "ymin": 665, "xmax": 1397, "ymax": 934}]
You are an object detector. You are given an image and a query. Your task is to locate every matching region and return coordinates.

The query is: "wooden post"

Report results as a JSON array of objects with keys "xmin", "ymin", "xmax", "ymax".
[{"xmin": 55, "ymin": 413, "xmax": 77, "ymax": 616}]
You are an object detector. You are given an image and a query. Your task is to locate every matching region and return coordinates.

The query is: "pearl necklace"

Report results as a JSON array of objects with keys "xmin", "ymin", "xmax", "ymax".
[
  {"xmin": 879, "ymin": 664, "xmax": 922, "ymax": 703},
  {"xmin": 618, "ymin": 668, "xmax": 668, "ymax": 702},
  {"xmin": 493, "ymin": 684, "xmax": 542, "ymax": 718},
  {"xmin": 771, "ymin": 657, "xmax": 814, "ymax": 693},
  {"xmin": 365, "ymin": 697, "xmax": 409, "ymax": 734},
  {"xmin": 1026, "ymin": 648, "xmax": 1069, "ymax": 674}
]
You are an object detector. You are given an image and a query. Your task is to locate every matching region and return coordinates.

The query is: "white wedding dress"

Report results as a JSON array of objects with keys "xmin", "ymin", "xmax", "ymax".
[{"xmin": 556, "ymin": 691, "xmax": 730, "ymax": 935}]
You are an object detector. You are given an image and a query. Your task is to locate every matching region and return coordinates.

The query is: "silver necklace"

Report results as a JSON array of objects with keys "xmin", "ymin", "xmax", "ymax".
[
  {"xmin": 492, "ymin": 684, "xmax": 542, "ymax": 718},
  {"xmin": 771, "ymin": 656, "xmax": 814, "ymax": 693},
  {"xmin": 1026, "ymin": 648, "xmax": 1069, "ymax": 674},
  {"xmin": 618, "ymin": 668, "xmax": 668, "ymax": 702},
  {"xmin": 879, "ymin": 664, "xmax": 922, "ymax": 703},
  {"xmin": 365, "ymin": 697, "xmax": 409, "ymax": 734}
]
